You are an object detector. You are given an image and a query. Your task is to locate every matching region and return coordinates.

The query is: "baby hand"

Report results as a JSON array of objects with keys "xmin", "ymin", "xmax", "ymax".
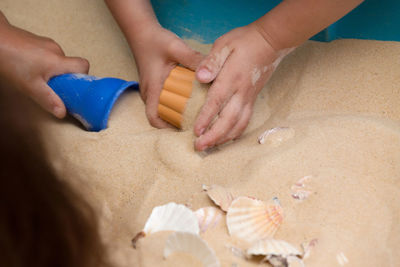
[
  {"xmin": 0, "ymin": 17, "xmax": 89, "ymax": 118},
  {"xmin": 194, "ymin": 24, "xmax": 292, "ymax": 151},
  {"xmin": 129, "ymin": 24, "xmax": 203, "ymax": 128}
]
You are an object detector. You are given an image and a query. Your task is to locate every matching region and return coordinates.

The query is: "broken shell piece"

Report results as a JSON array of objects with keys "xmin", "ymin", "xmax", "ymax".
[
  {"xmin": 202, "ymin": 184, "xmax": 235, "ymax": 212},
  {"xmin": 132, "ymin": 202, "xmax": 199, "ymax": 247},
  {"xmin": 227, "ymin": 197, "xmax": 283, "ymax": 243},
  {"xmin": 336, "ymin": 252, "xmax": 349, "ymax": 266},
  {"xmin": 258, "ymin": 127, "xmax": 295, "ymax": 146},
  {"xmin": 195, "ymin": 207, "xmax": 224, "ymax": 233},
  {"xmin": 164, "ymin": 232, "xmax": 221, "ymax": 267},
  {"xmin": 291, "ymin": 176, "xmax": 313, "ymax": 201},
  {"xmin": 301, "ymin": 238, "xmax": 318, "ymax": 259},
  {"xmin": 247, "ymin": 238, "xmax": 301, "ymax": 258}
]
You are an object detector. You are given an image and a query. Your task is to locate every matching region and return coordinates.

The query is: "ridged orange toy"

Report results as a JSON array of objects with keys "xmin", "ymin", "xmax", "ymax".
[{"xmin": 158, "ymin": 66, "xmax": 195, "ymax": 128}]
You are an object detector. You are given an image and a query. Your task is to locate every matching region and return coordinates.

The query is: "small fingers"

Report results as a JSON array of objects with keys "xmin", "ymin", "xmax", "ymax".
[
  {"xmin": 45, "ymin": 56, "xmax": 90, "ymax": 81},
  {"xmin": 169, "ymin": 40, "xmax": 204, "ymax": 71},
  {"xmin": 196, "ymin": 40, "xmax": 232, "ymax": 83},
  {"xmin": 194, "ymin": 94, "xmax": 243, "ymax": 151},
  {"xmin": 30, "ymin": 81, "xmax": 67, "ymax": 118},
  {"xmin": 215, "ymin": 105, "xmax": 252, "ymax": 146},
  {"xmin": 143, "ymin": 65, "xmax": 175, "ymax": 129}
]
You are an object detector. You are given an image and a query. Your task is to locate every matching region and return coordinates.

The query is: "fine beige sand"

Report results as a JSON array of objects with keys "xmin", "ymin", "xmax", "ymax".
[{"xmin": 2, "ymin": 1, "xmax": 400, "ymax": 267}]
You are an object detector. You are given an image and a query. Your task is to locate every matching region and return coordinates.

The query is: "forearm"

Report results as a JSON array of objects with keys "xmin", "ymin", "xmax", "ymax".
[
  {"xmin": 0, "ymin": 10, "xmax": 10, "ymax": 32},
  {"xmin": 254, "ymin": 0, "xmax": 364, "ymax": 50},
  {"xmin": 104, "ymin": 0, "xmax": 159, "ymax": 44}
]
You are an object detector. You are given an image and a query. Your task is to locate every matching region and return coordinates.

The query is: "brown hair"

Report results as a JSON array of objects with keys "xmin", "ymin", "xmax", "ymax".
[{"xmin": 0, "ymin": 86, "xmax": 108, "ymax": 267}]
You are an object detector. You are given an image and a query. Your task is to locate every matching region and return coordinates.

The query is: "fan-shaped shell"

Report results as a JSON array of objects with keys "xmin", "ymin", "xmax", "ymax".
[
  {"xmin": 164, "ymin": 232, "xmax": 220, "ymax": 267},
  {"xmin": 132, "ymin": 202, "xmax": 200, "ymax": 248},
  {"xmin": 143, "ymin": 202, "xmax": 200, "ymax": 235},
  {"xmin": 247, "ymin": 238, "xmax": 301, "ymax": 257},
  {"xmin": 226, "ymin": 197, "xmax": 283, "ymax": 243},
  {"xmin": 202, "ymin": 184, "xmax": 234, "ymax": 212},
  {"xmin": 195, "ymin": 207, "xmax": 223, "ymax": 233}
]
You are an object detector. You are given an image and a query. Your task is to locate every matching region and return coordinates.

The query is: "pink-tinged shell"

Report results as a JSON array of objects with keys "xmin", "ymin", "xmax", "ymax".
[
  {"xmin": 301, "ymin": 238, "xmax": 318, "ymax": 259},
  {"xmin": 258, "ymin": 127, "xmax": 295, "ymax": 146},
  {"xmin": 226, "ymin": 197, "xmax": 283, "ymax": 243},
  {"xmin": 247, "ymin": 238, "xmax": 301, "ymax": 258},
  {"xmin": 202, "ymin": 184, "xmax": 234, "ymax": 212},
  {"xmin": 291, "ymin": 176, "xmax": 313, "ymax": 201},
  {"xmin": 195, "ymin": 207, "xmax": 223, "ymax": 233}
]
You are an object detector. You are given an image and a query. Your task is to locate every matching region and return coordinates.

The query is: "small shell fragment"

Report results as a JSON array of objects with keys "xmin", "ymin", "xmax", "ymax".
[
  {"xmin": 291, "ymin": 176, "xmax": 313, "ymax": 201},
  {"xmin": 301, "ymin": 238, "xmax": 318, "ymax": 259},
  {"xmin": 258, "ymin": 127, "xmax": 295, "ymax": 146},
  {"xmin": 195, "ymin": 207, "xmax": 224, "ymax": 233},
  {"xmin": 202, "ymin": 184, "xmax": 235, "ymax": 212},
  {"xmin": 336, "ymin": 252, "xmax": 349, "ymax": 266},
  {"xmin": 247, "ymin": 238, "xmax": 302, "ymax": 258},
  {"xmin": 132, "ymin": 202, "xmax": 199, "ymax": 247},
  {"xmin": 164, "ymin": 232, "xmax": 220, "ymax": 267},
  {"xmin": 227, "ymin": 197, "xmax": 283, "ymax": 243}
]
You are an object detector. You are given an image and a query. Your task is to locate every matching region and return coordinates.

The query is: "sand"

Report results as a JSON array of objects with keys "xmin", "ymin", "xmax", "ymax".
[{"xmin": 2, "ymin": 0, "xmax": 400, "ymax": 266}]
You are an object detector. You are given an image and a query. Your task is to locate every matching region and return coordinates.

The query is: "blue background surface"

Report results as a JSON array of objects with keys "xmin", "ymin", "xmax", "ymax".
[{"xmin": 151, "ymin": 0, "xmax": 400, "ymax": 43}]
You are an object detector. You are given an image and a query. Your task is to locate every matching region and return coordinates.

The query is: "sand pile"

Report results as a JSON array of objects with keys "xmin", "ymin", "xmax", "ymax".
[
  {"xmin": 2, "ymin": 0, "xmax": 400, "ymax": 266},
  {"xmin": 39, "ymin": 39, "xmax": 400, "ymax": 267}
]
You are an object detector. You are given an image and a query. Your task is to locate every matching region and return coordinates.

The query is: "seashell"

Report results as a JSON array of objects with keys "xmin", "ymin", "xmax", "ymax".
[
  {"xmin": 202, "ymin": 184, "xmax": 235, "ymax": 212},
  {"xmin": 226, "ymin": 197, "xmax": 283, "ymax": 243},
  {"xmin": 301, "ymin": 238, "xmax": 318, "ymax": 259},
  {"xmin": 195, "ymin": 207, "xmax": 224, "ymax": 233},
  {"xmin": 336, "ymin": 252, "xmax": 349, "ymax": 266},
  {"xmin": 247, "ymin": 238, "xmax": 302, "ymax": 258},
  {"xmin": 164, "ymin": 232, "xmax": 220, "ymax": 267},
  {"xmin": 258, "ymin": 127, "xmax": 295, "ymax": 146},
  {"xmin": 132, "ymin": 202, "xmax": 199, "ymax": 248},
  {"xmin": 291, "ymin": 176, "xmax": 313, "ymax": 201}
]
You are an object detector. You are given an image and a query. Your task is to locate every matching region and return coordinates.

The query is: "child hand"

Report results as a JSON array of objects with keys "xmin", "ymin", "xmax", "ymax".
[
  {"xmin": 193, "ymin": 24, "xmax": 290, "ymax": 151},
  {"xmin": 129, "ymin": 24, "xmax": 203, "ymax": 128},
  {"xmin": 0, "ymin": 18, "xmax": 89, "ymax": 118}
]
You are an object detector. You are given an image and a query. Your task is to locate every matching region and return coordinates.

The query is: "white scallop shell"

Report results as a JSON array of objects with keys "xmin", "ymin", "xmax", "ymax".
[
  {"xmin": 143, "ymin": 202, "xmax": 200, "ymax": 235},
  {"xmin": 132, "ymin": 202, "xmax": 199, "ymax": 248},
  {"xmin": 195, "ymin": 207, "xmax": 223, "ymax": 233},
  {"xmin": 247, "ymin": 238, "xmax": 302, "ymax": 257},
  {"xmin": 227, "ymin": 197, "xmax": 283, "ymax": 243},
  {"xmin": 164, "ymin": 232, "xmax": 220, "ymax": 267},
  {"xmin": 202, "ymin": 184, "xmax": 234, "ymax": 212},
  {"xmin": 258, "ymin": 127, "xmax": 295, "ymax": 146}
]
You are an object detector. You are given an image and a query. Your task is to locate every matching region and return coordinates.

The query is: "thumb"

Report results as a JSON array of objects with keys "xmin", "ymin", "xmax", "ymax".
[
  {"xmin": 170, "ymin": 42, "xmax": 204, "ymax": 71},
  {"xmin": 47, "ymin": 56, "xmax": 90, "ymax": 80},
  {"xmin": 58, "ymin": 56, "xmax": 90, "ymax": 75},
  {"xmin": 196, "ymin": 43, "xmax": 232, "ymax": 83},
  {"xmin": 43, "ymin": 56, "xmax": 90, "ymax": 118}
]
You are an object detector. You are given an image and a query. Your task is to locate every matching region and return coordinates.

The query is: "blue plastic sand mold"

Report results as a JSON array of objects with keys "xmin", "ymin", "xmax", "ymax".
[{"xmin": 48, "ymin": 74, "xmax": 139, "ymax": 132}]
